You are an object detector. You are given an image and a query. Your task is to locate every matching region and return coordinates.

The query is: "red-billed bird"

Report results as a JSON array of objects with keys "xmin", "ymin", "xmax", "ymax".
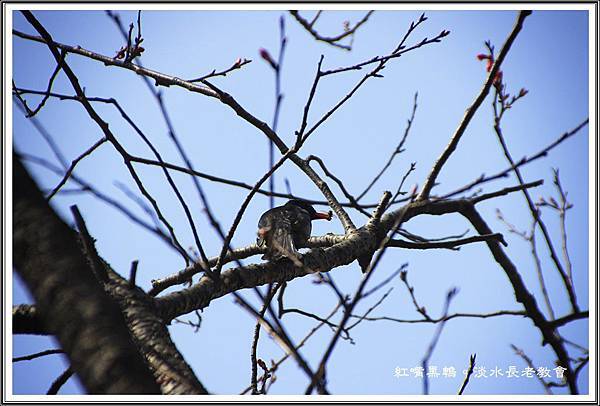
[{"xmin": 257, "ymin": 199, "xmax": 332, "ymax": 261}]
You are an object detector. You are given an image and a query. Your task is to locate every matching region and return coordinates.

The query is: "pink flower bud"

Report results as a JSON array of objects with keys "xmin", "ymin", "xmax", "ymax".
[{"xmin": 259, "ymin": 48, "xmax": 277, "ymax": 69}]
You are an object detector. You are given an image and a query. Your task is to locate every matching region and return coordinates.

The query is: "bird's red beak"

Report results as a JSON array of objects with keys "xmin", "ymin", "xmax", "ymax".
[{"xmin": 313, "ymin": 211, "xmax": 332, "ymax": 221}]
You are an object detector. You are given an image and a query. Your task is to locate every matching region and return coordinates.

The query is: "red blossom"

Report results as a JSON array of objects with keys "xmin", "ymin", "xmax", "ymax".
[
  {"xmin": 476, "ymin": 53, "xmax": 490, "ymax": 61},
  {"xmin": 486, "ymin": 59, "xmax": 494, "ymax": 72}
]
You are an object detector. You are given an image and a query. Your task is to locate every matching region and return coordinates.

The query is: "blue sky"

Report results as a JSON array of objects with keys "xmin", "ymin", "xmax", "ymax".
[{"xmin": 10, "ymin": 7, "xmax": 591, "ymax": 396}]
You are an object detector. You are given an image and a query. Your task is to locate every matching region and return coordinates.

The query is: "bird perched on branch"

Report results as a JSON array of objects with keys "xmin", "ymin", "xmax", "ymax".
[{"xmin": 257, "ymin": 199, "xmax": 332, "ymax": 261}]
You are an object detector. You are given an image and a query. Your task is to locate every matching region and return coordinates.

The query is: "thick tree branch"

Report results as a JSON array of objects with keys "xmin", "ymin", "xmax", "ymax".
[
  {"xmin": 459, "ymin": 203, "xmax": 577, "ymax": 394},
  {"xmin": 154, "ymin": 198, "xmax": 470, "ymax": 322},
  {"xmin": 13, "ymin": 155, "xmax": 160, "ymax": 394},
  {"xmin": 149, "ymin": 235, "xmax": 346, "ymax": 296},
  {"xmin": 104, "ymin": 268, "xmax": 209, "ymax": 394},
  {"xmin": 387, "ymin": 233, "xmax": 506, "ymax": 250},
  {"xmin": 12, "ymin": 304, "xmax": 50, "ymax": 335}
]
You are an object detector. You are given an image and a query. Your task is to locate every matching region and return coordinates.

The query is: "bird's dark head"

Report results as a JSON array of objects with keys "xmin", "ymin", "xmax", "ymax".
[{"xmin": 286, "ymin": 199, "xmax": 332, "ymax": 221}]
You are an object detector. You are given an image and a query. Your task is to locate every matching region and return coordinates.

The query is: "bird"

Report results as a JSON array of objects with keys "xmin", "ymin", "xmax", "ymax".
[{"xmin": 257, "ymin": 199, "xmax": 332, "ymax": 261}]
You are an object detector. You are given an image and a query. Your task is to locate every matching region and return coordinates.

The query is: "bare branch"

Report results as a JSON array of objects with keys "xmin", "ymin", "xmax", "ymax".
[
  {"xmin": 250, "ymin": 285, "xmax": 279, "ymax": 394},
  {"xmin": 347, "ymin": 287, "xmax": 393, "ymax": 330},
  {"xmin": 548, "ymin": 311, "xmax": 589, "ymax": 329},
  {"xmin": 441, "ymin": 119, "xmax": 588, "ymax": 200},
  {"xmin": 21, "ymin": 13, "xmax": 193, "ymax": 263},
  {"xmin": 47, "ymin": 367, "xmax": 74, "ymax": 395},
  {"xmin": 491, "ymin": 93, "xmax": 579, "ymax": 313},
  {"xmin": 457, "ymin": 354, "xmax": 477, "ymax": 395},
  {"xmin": 400, "ymin": 269, "xmax": 431, "ymax": 321},
  {"xmin": 290, "ymin": 10, "xmax": 374, "ymax": 50},
  {"xmin": 460, "ymin": 203, "xmax": 577, "ymax": 393},
  {"xmin": 19, "ymin": 152, "xmax": 179, "ymax": 255},
  {"xmin": 358, "ymin": 92, "xmax": 418, "ymax": 201},
  {"xmin": 240, "ymin": 301, "xmax": 343, "ymax": 395},
  {"xmin": 422, "ymin": 288, "xmax": 459, "ymax": 394},
  {"xmin": 46, "ymin": 137, "xmax": 107, "ymax": 201},
  {"xmin": 352, "ymin": 309, "xmax": 527, "ymax": 324},
  {"xmin": 471, "ymin": 180, "xmax": 543, "ymax": 204},
  {"xmin": 13, "ymin": 349, "xmax": 63, "ymax": 362},
  {"xmin": 12, "ymin": 50, "xmax": 66, "ymax": 117},
  {"xmin": 510, "ymin": 344, "xmax": 553, "ymax": 394},
  {"xmin": 497, "ymin": 209, "xmax": 555, "ymax": 320},
  {"xmin": 418, "ymin": 11, "xmax": 532, "ymax": 200},
  {"xmin": 388, "ymin": 232, "xmax": 506, "ymax": 250},
  {"xmin": 188, "ymin": 58, "xmax": 251, "ymax": 82},
  {"xmin": 306, "ymin": 154, "xmax": 368, "ymax": 216}
]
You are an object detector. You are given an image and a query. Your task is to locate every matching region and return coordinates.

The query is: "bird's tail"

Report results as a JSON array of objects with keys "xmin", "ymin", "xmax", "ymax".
[{"xmin": 264, "ymin": 227, "xmax": 299, "ymax": 261}]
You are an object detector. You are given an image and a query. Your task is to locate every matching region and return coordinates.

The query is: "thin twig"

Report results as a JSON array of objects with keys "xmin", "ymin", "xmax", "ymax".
[
  {"xmin": 13, "ymin": 349, "xmax": 63, "ymax": 362},
  {"xmin": 250, "ymin": 285, "xmax": 279, "ymax": 394},
  {"xmin": 400, "ymin": 269, "xmax": 432, "ymax": 321},
  {"xmin": 350, "ymin": 309, "xmax": 526, "ymax": 324},
  {"xmin": 214, "ymin": 150, "xmax": 294, "ymax": 274},
  {"xmin": 457, "ymin": 354, "xmax": 476, "ymax": 395},
  {"xmin": 422, "ymin": 288, "xmax": 458, "ymax": 394},
  {"xmin": 233, "ymin": 290, "xmax": 320, "ymax": 392},
  {"xmin": 361, "ymin": 263, "xmax": 406, "ymax": 299},
  {"xmin": 357, "ymin": 92, "xmax": 418, "ymax": 201},
  {"xmin": 441, "ymin": 119, "xmax": 588, "ymax": 200},
  {"xmin": 290, "ymin": 10, "xmax": 374, "ymax": 50},
  {"xmin": 46, "ymin": 137, "xmax": 107, "ymax": 201},
  {"xmin": 13, "ymin": 28, "xmax": 289, "ymax": 155},
  {"xmin": 240, "ymin": 301, "xmax": 342, "ymax": 395},
  {"xmin": 19, "ymin": 152, "xmax": 178, "ymax": 254},
  {"xmin": 12, "ymin": 96, "xmax": 68, "ymax": 168},
  {"xmin": 306, "ymin": 154, "xmax": 368, "ymax": 216},
  {"xmin": 497, "ymin": 209, "xmax": 555, "ymax": 320},
  {"xmin": 22, "ymin": 12, "xmax": 193, "ymax": 264},
  {"xmin": 510, "ymin": 344, "xmax": 553, "ymax": 394},
  {"xmin": 347, "ymin": 287, "xmax": 393, "ymax": 330},
  {"xmin": 188, "ymin": 58, "xmax": 251, "ymax": 82},
  {"xmin": 295, "ymin": 55, "xmax": 324, "ymax": 148},
  {"xmin": 12, "ymin": 50, "xmax": 66, "ymax": 117}
]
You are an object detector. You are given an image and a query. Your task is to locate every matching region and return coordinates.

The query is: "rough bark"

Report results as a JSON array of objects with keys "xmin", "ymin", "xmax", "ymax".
[
  {"xmin": 155, "ymin": 199, "xmax": 469, "ymax": 321},
  {"xmin": 105, "ymin": 270, "xmax": 208, "ymax": 394},
  {"xmin": 13, "ymin": 157, "xmax": 161, "ymax": 394}
]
